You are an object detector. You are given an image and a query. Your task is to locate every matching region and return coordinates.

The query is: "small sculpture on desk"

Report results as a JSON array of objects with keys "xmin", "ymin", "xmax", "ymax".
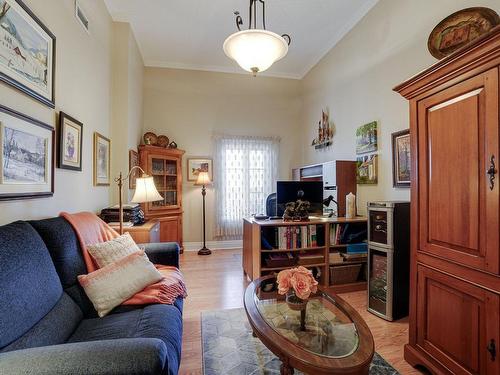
[
  {"xmin": 295, "ymin": 199, "xmax": 310, "ymax": 221},
  {"xmin": 282, "ymin": 202, "xmax": 296, "ymax": 221},
  {"xmin": 283, "ymin": 199, "xmax": 311, "ymax": 222}
]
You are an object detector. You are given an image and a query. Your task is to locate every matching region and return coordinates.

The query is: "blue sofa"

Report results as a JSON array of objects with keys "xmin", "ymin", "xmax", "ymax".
[{"xmin": 0, "ymin": 217, "xmax": 184, "ymax": 375}]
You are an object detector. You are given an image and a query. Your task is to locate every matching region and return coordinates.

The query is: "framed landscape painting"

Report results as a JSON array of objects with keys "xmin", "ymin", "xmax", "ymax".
[
  {"xmin": 0, "ymin": 0, "xmax": 56, "ymax": 107},
  {"xmin": 356, "ymin": 121, "xmax": 378, "ymax": 154},
  {"xmin": 93, "ymin": 132, "xmax": 110, "ymax": 186},
  {"xmin": 0, "ymin": 104, "xmax": 54, "ymax": 200},
  {"xmin": 392, "ymin": 129, "xmax": 411, "ymax": 187},
  {"xmin": 356, "ymin": 154, "xmax": 378, "ymax": 185},
  {"xmin": 187, "ymin": 158, "xmax": 212, "ymax": 181},
  {"xmin": 58, "ymin": 112, "xmax": 82, "ymax": 171}
]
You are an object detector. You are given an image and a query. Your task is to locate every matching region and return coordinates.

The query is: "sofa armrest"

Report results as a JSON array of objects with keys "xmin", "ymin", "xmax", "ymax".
[
  {"xmin": 0, "ymin": 338, "xmax": 168, "ymax": 375},
  {"xmin": 141, "ymin": 242, "xmax": 180, "ymax": 268}
]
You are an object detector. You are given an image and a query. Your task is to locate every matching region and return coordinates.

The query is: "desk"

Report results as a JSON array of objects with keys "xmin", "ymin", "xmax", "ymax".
[
  {"xmin": 242, "ymin": 216, "xmax": 367, "ymax": 291},
  {"xmin": 110, "ymin": 219, "xmax": 160, "ymax": 244}
]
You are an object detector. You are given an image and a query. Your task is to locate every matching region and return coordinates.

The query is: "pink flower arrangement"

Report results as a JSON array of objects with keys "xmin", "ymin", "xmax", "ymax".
[{"xmin": 276, "ymin": 266, "xmax": 318, "ymax": 300}]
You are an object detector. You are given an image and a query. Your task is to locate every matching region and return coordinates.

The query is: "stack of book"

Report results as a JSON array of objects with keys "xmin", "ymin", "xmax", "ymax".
[
  {"xmin": 100, "ymin": 204, "xmax": 144, "ymax": 225},
  {"xmin": 342, "ymin": 243, "xmax": 368, "ymax": 261},
  {"xmin": 277, "ymin": 225, "xmax": 318, "ymax": 249}
]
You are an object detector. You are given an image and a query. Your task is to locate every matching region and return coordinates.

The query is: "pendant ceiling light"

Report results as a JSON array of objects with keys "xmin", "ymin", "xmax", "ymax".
[{"xmin": 223, "ymin": 0, "xmax": 291, "ymax": 76}]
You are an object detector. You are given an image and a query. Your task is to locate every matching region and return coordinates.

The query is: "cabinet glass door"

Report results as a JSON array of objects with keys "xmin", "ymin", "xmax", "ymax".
[
  {"xmin": 148, "ymin": 156, "xmax": 179, "ymax": 209},
  {"xmin": 368, "ymin": 248, "xmax": 388, "ymax": 317}
]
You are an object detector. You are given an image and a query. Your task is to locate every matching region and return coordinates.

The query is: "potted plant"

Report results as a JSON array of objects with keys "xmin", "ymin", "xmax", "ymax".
[{"xmin": 277, "ymin": 266, "xmax": 318, "ymax": 311}]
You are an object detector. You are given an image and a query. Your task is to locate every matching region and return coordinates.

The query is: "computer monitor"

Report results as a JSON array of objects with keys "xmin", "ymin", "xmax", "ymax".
[{"xmin": 276, "ymin": 181, "xmax": 323, "ymax": 217}]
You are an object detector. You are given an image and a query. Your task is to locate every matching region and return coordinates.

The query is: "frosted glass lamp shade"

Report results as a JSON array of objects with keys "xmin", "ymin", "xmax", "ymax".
[
  {"xmin": 223, "ymin": 29, "xmax": 288, "ymax": 74},
  {"xmin": 195, "ymin": 172, "xmax": 211, "ymax": 186},
  {"xmin": 131, "ymin": 176, "xmax": 163, "ymax": 203}
]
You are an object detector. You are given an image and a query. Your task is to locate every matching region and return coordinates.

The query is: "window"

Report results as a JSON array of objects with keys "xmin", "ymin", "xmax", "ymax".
[{"xmin": 214, "ymin": 135, "xmax": 279, "ymax": 238}]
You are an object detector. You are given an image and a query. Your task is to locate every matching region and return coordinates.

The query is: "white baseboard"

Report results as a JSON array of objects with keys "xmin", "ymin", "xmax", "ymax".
[{"xmin": 183, "ymin": 240, "xmax": 243, "ymax": 252}]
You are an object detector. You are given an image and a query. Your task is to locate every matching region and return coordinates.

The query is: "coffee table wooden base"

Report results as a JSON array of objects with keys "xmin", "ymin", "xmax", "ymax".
[{"xmin": 280, "ymin": 361, "xmax": 294, "ymax": 375}]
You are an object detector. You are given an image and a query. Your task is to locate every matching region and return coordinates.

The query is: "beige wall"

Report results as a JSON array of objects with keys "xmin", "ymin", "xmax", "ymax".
[
  {"xmin": 143, "ymin": 68, "xmax": 302, "ymax": 242},
  {"xmin": 110, "ymin": 22, "xmax": 144, "ymax": 203},
  {"xmin": 299, "ymin": 0, "xmax": 500, "ymax": 215},
  {"xmin": 0, "ymin": 0, "xmax": 113, "ymax": 224}
]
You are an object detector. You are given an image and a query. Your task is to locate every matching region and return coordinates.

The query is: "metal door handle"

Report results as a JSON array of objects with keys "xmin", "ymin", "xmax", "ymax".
[
  {"xmin": 487, "ymin": 339, "xmax": 496, "ymax": 361},
  {"xmin": 487, "ymin": 155, "xmax": 497, "ymax": 191}
]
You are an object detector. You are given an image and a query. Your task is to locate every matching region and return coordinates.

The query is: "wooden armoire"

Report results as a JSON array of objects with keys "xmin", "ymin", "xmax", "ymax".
[
  {"xmin": 394, "ymin": 28, "xmax": 500, "ymax": 375},
  {"xmin": 138, "ymin": 145, "xmax": 185, "ymax": 250}
]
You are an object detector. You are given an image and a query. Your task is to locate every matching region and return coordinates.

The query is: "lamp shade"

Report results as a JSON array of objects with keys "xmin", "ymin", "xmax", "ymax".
[
  {"xmin": 194, "ymin": 171, "xmax": 211, "ymax": 186},
  {"xmin": 223, "ymin": 29, "xmax": 288, "ymax": 74},
  {"xmin": 131, "ymin": 175, "xmax": 163, "ymax": 203}
]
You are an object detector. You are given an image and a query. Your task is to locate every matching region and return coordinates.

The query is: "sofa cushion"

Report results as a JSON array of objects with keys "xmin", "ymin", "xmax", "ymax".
[
  {"xmin": 0, "ymin": 221, "xmax": 63, "ymax": 349},
  {"xmin": 78, "ymin": 250, "xmax": 163, "ymax": 317},
  {"xmin": 68, "ymin": 304, "xmax": 183, "ymax": 375},
  {"xmin": 87, "ymin": 232, "xmax": 145, "ymax": 268},
  {"xmin": 29, "ymin": 217, "xmax": 96, "ymax": 317},
  {"xmin": 1, "ymin": 293, "xmax": 82, "ymax": 353}
]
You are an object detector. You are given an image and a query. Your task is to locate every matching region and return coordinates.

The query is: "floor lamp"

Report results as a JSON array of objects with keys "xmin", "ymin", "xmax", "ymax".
[
  {"xmin": 115, "ymin": 166, "xmax": 163, "ymax": 235},
  {"xmin": 195, "ymin": 171, "xmax": 212, "ymax": 255}
]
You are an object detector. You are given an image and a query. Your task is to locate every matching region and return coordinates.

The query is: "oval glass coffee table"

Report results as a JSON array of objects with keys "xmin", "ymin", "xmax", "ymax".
[{"xmin": 244, "ymin": 275, "xmax": 374, "ymax": 375}]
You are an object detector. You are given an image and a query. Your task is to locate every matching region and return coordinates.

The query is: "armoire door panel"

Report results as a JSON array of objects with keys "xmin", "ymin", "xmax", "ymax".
[
  {"xmin": 417, "ymin": 69, "xmax": 499, "ymax": 274},
  {"xmin": 416, "ymin": 265, "xmax": 499, "ymax": 375}
]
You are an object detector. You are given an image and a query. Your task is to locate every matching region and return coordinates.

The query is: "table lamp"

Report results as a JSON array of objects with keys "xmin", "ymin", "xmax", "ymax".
[
  {"xmin": 195, "ymin": 171, "xmax": 212, "ymax": 255},
  {"xmin": 115, "ymin": 166, "xmax": 163, "ymax": 235},
  {"xmin": 323, "ymin": 195, "xmax": 339, "ymax": 217}
]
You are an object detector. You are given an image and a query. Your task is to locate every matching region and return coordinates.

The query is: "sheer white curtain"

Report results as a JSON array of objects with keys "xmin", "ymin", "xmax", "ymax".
[{"xmin": 214, "ymin": 135, "xmax": 280, "ymax": 239}]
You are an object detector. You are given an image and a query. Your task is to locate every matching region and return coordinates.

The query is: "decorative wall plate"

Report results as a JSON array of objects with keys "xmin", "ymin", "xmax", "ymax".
[
  {"xmin": 428, "ymin": 7, "xmax": 500, "ymax": 59},
  {"xmin": 157, "ymin": 135, "xmax": 169, "ymax": 147},
  {"xmin": 143, "ymin": 132, "xmax": 158, "ymax": 145}
]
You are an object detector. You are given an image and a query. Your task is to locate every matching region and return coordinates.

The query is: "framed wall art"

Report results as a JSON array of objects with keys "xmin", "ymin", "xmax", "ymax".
[
  {"xmin": 392, "ymin": 129, "xmax": 410, "ymax": 188},
  {"xmin": 129, "ymin": 149, "xmax": 139, "ymax": 189},
  {"xmin": 0, "ymin": 104, "xmax": 54, "ymax": 200},
  {"xmin": 0, "ymin": 0, "xmax": 56, "ymax": 107},
  {"xmin": 58, "ymin": 112, "xmax": 82, "ymax": 171},
  {"xmin": 355, "ymin": 121, "xmax": 378, "ymax": 154},
  {"xmin": 187, "ymin": 158, "xmax": 213, "ymax": 182},
  {"xmin": 356, "ymin": 154, "xmax": 378, "ymax": 185},
  {"xmin": 93, "ymin": 132, "xmax": 110, "ymax": 186}
]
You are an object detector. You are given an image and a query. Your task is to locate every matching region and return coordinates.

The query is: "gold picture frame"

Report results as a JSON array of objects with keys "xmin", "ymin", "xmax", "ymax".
[
  {"xmin": 93, "ymin": 132, "xmax": 111, "ymax": 186},
  {"xmin": 187, "ymin": 158, "xmax": 213, "ymax": 182}
]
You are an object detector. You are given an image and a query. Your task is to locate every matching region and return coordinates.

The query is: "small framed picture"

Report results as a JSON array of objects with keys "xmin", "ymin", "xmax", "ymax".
[
  {"xmin": 129, "ymin": 149, "xmax": 139, "ymax": 189},
  {"xmin": 392, "ymin": 129, "xmax": 411, "ymax": 188},
  {"xmin": 0, "ymin": 104, "xmax": 54, "ymax": 200},
  {"xmin": 93, "ymin": 132, "xmax": 111, "ymax": 186},
  {"xmin": 58, "ymin": 112, "xmax": 83, "ymax": 171},
  {"xmin": 187, "ymin": 158, "xmax": 213, "ymax": 182}
]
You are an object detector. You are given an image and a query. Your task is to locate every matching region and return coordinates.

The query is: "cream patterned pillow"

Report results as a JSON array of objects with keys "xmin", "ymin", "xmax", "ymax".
[
  {"xmin": 78, "ymin": 250, "xmax": 163, "ymax": 317},
  {"xmin": 87, "ymin": 232, "xmax": 146, "ymax": 268}
]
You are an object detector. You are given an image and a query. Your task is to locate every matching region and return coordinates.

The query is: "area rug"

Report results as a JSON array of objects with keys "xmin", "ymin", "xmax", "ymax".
[{"xmin": 201, "ymin": 308, "xmax": 400, "ymax": 375}]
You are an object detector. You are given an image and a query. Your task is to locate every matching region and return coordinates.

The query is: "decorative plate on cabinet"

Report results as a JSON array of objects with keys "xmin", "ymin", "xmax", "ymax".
[
  {"xmin": 428, "ymin": 7, "xmax": 500, "ymax": 59},
  {"xmin": 157, "ymin": 135, "xmax": 169, "ymax": 147},
  {"xmin": 143, "ymin": 132, "xmax": 158, "ymax": 145}
]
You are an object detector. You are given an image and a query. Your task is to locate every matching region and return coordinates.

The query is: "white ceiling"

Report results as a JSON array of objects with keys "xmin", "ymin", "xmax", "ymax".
[{"xmin": 104, "ymin": 0, "xmax": 378, "ymax": 79}]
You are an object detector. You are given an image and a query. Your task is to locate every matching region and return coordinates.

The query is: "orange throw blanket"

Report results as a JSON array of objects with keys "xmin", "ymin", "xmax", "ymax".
[{"xmin": 61, "ymin": 211, "xmax": 187, "ymax": 306}]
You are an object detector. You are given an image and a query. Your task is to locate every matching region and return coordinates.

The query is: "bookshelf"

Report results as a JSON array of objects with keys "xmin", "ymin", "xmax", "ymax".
[{"xmin": 242, "ymin": 216, "xmax": 367, "ymax": 290}]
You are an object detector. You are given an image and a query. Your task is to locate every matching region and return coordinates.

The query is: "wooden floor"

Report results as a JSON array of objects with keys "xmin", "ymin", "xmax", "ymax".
[{"xmin": 178, "ymin": 249, "xmax": 423, "ymax": 375}]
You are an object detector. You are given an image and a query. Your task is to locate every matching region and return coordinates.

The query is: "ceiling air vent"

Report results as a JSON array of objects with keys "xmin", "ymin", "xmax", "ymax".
[{"xmin": 75, "ymin": 1, "xmax": 89, "ymax": 33}]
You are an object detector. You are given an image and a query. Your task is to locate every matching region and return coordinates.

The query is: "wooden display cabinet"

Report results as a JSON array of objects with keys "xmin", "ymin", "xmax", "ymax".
[{"xmin": 139, "ymin": 145, "xmax": 185, "ymax": 250}]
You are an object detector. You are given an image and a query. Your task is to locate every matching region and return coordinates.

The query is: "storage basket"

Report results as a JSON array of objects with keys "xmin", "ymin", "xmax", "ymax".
[{"xmin": 329, "ymin": 264, "xmax": 362, "ymax": 285}]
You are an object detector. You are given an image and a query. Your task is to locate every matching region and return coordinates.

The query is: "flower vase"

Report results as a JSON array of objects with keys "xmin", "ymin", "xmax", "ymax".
[{"xmin": 286, "ymin": 290, "xmax": 308, "ymax": 331}]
